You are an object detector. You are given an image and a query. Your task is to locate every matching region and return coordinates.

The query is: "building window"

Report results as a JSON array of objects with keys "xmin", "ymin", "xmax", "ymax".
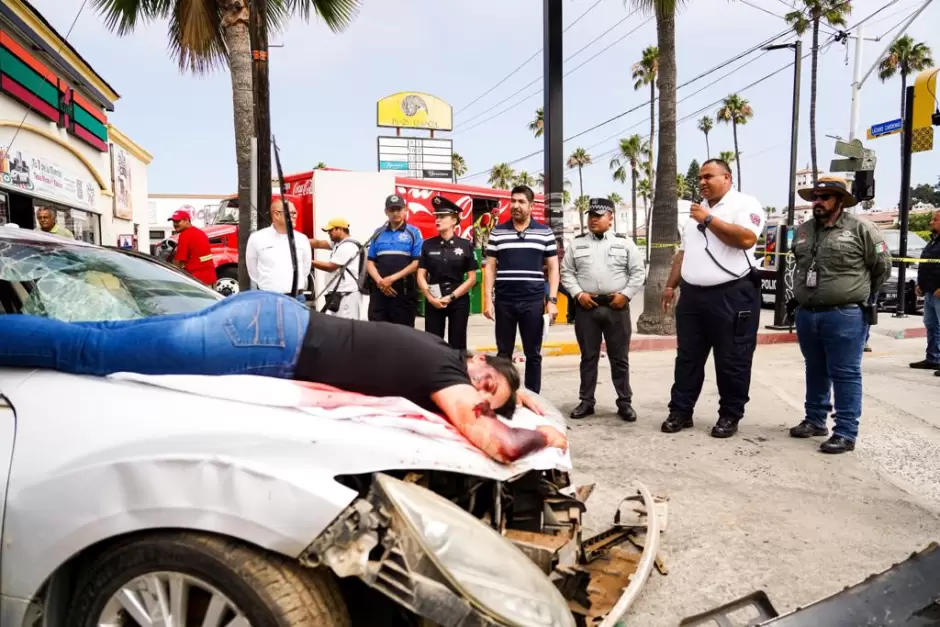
[
  {"xmin": 0, "ymin": 191, "xmax": 8, "ymax": 225},
  {"xmin": 34, "ymin": 201, "xmax": 101, "ymax": 244}
]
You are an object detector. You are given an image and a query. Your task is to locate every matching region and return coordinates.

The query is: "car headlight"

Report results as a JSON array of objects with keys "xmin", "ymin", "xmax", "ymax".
[{"xmin": 377, "ymin": 474, "xmax": 575, "ymax": 627}]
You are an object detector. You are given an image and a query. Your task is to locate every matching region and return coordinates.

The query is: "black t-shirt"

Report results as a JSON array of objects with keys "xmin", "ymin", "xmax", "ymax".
[
  {"xmin": 419, "ymin": 235, "xmax": 478, "ymax": 290},
  {"xmin": 293, "ymin": 311, "xmax": 471, "ymax": 412}
]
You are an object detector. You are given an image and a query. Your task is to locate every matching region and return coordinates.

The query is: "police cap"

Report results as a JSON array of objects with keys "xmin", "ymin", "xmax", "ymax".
[
  {"xmin": 588, "ymin": 197, "xmax": 615, "ymax": 214},
  {"xmin": 432, "ymin": 195, "xmax": 461, "ymax": 216},
  {"xmin": 385, "ymin": 194, "xmax": 406, "ymax": 210}
]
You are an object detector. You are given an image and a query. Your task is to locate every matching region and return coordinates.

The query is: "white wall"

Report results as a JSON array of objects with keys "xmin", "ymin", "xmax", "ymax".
[
  {"xmin": 148, "ymin": 196, "xmax": 227, "ymax": 227},
  {"xmin": 102, "ymin": 142, "xmax": 150, "ymax": 252}
]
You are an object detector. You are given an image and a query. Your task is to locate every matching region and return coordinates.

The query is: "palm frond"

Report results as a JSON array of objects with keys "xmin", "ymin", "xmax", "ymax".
[{"xmin": 287, "ymin": 0, "xmax": 361, "ymax": 32}]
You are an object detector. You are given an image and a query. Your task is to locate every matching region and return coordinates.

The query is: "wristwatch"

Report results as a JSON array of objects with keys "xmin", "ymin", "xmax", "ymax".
[
  {"xmin": 549, "ymin": 296, "xmax": 558, "ymax": 304},
  {"xmin": 703, "ymin": 215, "xmax": 714, "ymax": 229}
]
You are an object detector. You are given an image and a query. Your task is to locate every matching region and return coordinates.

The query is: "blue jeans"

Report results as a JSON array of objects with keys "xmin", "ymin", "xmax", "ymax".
[
  {"xmin": 0, "ymin": 291, "xmax": 309, "ymax": 378},
  {"xmin": 925, "ymin": 292, "xmax": 940, "ymax": 363},
  {"xmin": 796, "ymin": 305, "xmax": 867, "ymax": 441}
]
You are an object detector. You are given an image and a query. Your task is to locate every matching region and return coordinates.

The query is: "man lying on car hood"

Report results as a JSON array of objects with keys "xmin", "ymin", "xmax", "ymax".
[{"xmin": 0, "ymin": 291, "xmax": 568, "ymax": 463}]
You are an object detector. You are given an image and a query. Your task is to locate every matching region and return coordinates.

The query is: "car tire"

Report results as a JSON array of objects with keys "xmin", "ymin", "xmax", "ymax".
[
  {"xmin": 215, "ymin": 266, "xmax": 240, "ymax": 297},
  {"xmin": 68, "ymin": 531, "xmax": 351, "ymax": 627}
]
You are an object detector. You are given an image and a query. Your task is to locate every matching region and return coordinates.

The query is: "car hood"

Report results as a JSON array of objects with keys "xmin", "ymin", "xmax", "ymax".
[{"xmin": 0, "ymin": 370, "xmax": 571, "ymax": 481}]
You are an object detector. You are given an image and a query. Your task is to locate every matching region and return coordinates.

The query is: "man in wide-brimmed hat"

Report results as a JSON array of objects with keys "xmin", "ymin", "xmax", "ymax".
[{"xmin": 787, "ymin": 175, "xmax": 891, "ymax": 454}]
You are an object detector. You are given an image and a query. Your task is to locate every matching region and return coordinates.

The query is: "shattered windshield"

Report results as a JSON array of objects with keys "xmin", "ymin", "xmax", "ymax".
[
  {"xmin": 209, "ymin": 200, "xmax": 239, "ymax": 225},
  {"xmin": 0, "ymin": 235, "xmax": 220, "ymax": 321}
]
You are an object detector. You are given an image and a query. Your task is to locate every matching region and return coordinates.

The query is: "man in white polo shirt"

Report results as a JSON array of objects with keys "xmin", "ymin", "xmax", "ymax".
[
  {"xmin": 246, "ymin": 199, "xmax": 312, "ymax": 300},
  {"xmin": 660, "ymin": 159, "xmax": 765, "ymax": 439}
]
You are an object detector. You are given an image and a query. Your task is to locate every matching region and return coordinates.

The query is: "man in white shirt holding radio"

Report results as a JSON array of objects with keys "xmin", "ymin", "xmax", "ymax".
[
  {"xmin": 660, "ymin": 159, "xmax": 766, "ymax": 439},
  {"xmin": 246, "ymin": 199, "xmax": 312, "ymax": 301}
]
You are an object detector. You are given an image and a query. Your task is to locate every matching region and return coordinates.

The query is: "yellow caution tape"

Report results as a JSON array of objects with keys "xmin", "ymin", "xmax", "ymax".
[{"xmin": 638, "ymin": 242, "xmax": 939, "ymax": 264}]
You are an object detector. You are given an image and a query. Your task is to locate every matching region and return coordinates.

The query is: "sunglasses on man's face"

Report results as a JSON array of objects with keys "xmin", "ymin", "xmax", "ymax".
[{"xmin": 812, "ymin": 193, "xmax": 835, "ymax": 202}]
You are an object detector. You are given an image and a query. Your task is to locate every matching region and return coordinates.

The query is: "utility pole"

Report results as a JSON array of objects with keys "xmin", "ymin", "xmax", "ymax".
[
  {"xmin": 764, "ymin": 40, "xmax": 801, "ymax": 329},
  {"xmin": 250, "ymin": 0, "xmax": 272, "ymax": 232},
  {"xmin": 895, "ymin": 84, "xmax": 915, "ymax": 318},
  {"xmin": 543, "ymin": 0, "xmax": 564, "ymax": 254}
]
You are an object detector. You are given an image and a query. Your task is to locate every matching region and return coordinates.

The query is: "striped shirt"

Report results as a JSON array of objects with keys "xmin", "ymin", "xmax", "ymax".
[{"xmin": 486, "ymin": 219, "xmax": 557, "ymax": 302}]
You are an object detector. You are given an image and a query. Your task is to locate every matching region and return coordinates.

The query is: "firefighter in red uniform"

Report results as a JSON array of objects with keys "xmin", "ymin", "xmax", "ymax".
[{"xmin": 169, "ymin": 209, "xmax": 217, "ymax": 287}]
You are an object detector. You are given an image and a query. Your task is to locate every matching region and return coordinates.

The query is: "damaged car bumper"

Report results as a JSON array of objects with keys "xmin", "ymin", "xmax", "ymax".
[{"xmin": 302, "ymin": 472, "xmax": 664, "ymax": 627}]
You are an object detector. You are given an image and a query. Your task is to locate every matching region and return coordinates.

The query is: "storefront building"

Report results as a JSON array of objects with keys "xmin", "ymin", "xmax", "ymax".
[{"xmin": 0, "ymin": 0, "xmax": 151, "ymax": 250}]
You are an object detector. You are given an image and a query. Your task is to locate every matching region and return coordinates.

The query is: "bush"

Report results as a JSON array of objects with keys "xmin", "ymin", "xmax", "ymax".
[{"xmin": 915, "ymin": 230, "xmax": 932, "ymax": 241}]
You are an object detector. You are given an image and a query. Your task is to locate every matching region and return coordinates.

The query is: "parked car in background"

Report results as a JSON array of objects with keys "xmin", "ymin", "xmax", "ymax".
[{"xmin": 877, "ymin": 230, "xmax": 927, "ymax": 315}]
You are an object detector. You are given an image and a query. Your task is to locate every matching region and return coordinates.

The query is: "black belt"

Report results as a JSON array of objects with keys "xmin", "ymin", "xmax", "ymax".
[
  {"xmin": 800, "ymin": 303, "xmax": 859, "ymax": 313},
  {"xmin": 680, "ymin": 276, "xmax": 751, "ymax": 292}
]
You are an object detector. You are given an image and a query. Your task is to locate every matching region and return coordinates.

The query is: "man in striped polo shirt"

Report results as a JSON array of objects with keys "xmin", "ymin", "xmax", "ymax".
[{"xmin": 483, "ymin": 185, "xmax": 560, "ymax": 393}]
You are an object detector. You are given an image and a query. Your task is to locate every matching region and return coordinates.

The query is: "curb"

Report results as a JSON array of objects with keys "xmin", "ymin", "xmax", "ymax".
[
  {"xmin": 874, "ymin": 326, "xmax": 927, "ymax": 340},
  {"xmin": 472, "ymin": 331, "xmax": 800, "ymax": 356}
]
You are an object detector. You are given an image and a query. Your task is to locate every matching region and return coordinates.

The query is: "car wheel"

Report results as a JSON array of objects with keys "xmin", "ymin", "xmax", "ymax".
[
  {"xmin": 215, "ymin": 266, "xmax": 240, "ymax": 297},
  {"xmin": 68, "ymin": 532, "xmax": 350, "ymax": 627}
]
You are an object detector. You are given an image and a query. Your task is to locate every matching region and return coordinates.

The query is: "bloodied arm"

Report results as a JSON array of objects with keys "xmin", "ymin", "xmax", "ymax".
[{"xmin": 430, "ymin": 385, "xmax": 568, "ymax": 463}]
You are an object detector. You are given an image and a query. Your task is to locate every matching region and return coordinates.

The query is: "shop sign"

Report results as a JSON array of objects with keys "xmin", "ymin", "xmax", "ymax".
[
  {"xmin": 0, "ymin": 148, "xmax": 97, "ymax": 210},
  {"xmin": 111, "ymin": 144, "xmax": 133, "ymax": 220}
]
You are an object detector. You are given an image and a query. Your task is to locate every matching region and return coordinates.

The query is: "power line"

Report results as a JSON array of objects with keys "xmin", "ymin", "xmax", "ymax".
[
  {"xmin": 453, "ymin": 0, "xmax": 605, "ymax": 115},
  {"xmin": 877, "ymin": 6, "xmax": 921, "ymax": 38},
  {"xmin": 459, "ymin": 26, "xmax": 794, "ymax": 180},
  {"xmin": 455, "ymin": 8, "xmax": 645, "ymax": 129},
  {"xmin": 846, "ymin": 0, "xmax": 901, "ymax": 29},
  {"xmin": 452, "ymin": 15, "xmax": 652, "ymax": 135},
  {"xmin": 3, "ymin": 0, "xmax": 89, "ymax": 162}
]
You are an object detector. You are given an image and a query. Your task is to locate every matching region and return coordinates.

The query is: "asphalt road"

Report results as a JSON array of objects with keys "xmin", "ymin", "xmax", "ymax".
[{"xmin": 535, "ymin": 334, "xmax": 940, "ymax": 626}]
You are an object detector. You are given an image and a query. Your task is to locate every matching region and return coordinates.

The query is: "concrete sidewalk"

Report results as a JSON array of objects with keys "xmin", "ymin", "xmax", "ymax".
[{"xmin": 416, "ymin": 291, "xmax": 928, "ymax": 355}]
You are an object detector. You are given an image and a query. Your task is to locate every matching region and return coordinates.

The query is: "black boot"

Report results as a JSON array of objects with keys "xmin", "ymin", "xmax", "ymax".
[
  {"xmin": 661, "ymin": 412, "xmax": 693, "ymax": 433},
  {"xmin": 569, "ymin": 401, "xmax": 595, "ymax": 419},
  {"xmin": 820, "ymin": 435, "xmax": 855, "ymax": 454},
  {"xmin": 910, "ymin": 359, "xmax": 940, "ymax": 370},
  {"xmin": 710, "ymin": 417, "xmax": 738, "ymax": 439},
  {"xmin": 617, "ymin": 404, "xmax": 637, "ymax": 422},
  {"xmin": 789, "ymin": 420, "xmax": 829, "ymax": 438}
]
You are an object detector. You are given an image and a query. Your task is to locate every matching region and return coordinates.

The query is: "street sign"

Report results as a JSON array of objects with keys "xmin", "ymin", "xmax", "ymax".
[
  {"xmin": 860, "ymin": 148, "xmax": 877, "ymax": 171},
  {"xmin": 834, "ymin": 138, "xmax": 864, "ymax": 159},
  {"xmin": 830, "ymin": 158, "xmax": 862, "ymax": 173},
  {"xmin": 866, "ymin": 118, "xmax": 903, "ymax": 140},
  {"xmin": 377, "ymin": 137, "xmax": 453, "ymax": 180}
]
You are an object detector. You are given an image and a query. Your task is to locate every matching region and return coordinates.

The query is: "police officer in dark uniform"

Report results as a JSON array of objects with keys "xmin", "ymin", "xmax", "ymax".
[
  {"xmin": 417, "ymin": 196, "xmax": 479, "ymax": 353},
  {"xmin": 366, "ymin": 194, "xmax": 424, "ymax": 327}
]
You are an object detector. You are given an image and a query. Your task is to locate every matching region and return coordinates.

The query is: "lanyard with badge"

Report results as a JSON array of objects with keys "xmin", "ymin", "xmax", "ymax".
[{"xmin": 805, "ymin": 224, "xmax": 833, "ymax": 289}]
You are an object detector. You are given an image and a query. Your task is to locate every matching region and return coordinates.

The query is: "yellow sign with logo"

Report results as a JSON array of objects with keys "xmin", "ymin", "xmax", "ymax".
[
  {"xmin": 377, "ymin": 92, "xmax": 453, "ymax": 131},
  {"xmin": 912, "ymin": 66, "xmax": 938, "ymax": 153}
]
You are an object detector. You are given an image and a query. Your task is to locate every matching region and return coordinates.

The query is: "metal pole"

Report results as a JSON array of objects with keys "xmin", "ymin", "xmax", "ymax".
[
  {"xmin": 894, "ymin": 84, "xmax": 915, "ymax": 318},
  {"xmin": 250, "ymin": 0, "xmax": 272, "ymax": 231},
  {"xmin": 543, "ymin": 0, "xmax": 564, "ymax": 254},
  {"xmin": 769, "ymin": 40, "xmax": 801, "ymax": 328},
  {"xmin": 848, "ymin": 25, "xmax": 864, "ymax": 141},
  {"xmin": 250, "ymin": 137, "xmax": 258, "ymax": 232},
  {"xmin": 858, "ymin": 0, "xmax": 935, "ymax": 89}
]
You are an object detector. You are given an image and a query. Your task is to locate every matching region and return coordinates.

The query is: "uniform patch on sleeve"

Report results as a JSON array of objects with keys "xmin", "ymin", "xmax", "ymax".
[
  {"xmin": 876, "ymin": 241, "xmax": 889, "ymax": 255},
  {"xmin": 750, "ymin": 213, "xmax": 762, "ymax": 226}
]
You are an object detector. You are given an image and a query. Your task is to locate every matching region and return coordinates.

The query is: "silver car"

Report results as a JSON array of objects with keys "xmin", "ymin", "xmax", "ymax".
[{"xmin": 0, "ymin": 227, "xmax": 661, "ymax": 627}]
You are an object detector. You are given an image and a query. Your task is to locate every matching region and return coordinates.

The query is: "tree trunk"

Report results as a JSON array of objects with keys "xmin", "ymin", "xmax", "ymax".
[
  {"xmin": 649, "ymin": 81, "xmax": 656, "ymax": 180},
  {"xmin": 631, "ymin": 167, "xmax": 638, "ymax": 241},
  {"xmin": 636, "ymin": 7, "xmax": 678, "ymax": 335},
  {"xmin": 809, "ymin": 18, "xmax": 819, "ymax": 186},
  {"xmin": 221, "ymin": 1, "xmax": 254, "ymax": 292},
  {"xmin": 704, "ymin": 131, "xmax": 710, "ymax": 159},
  {"xmin": 578, "ymin": 166, "xmax": 585, "ymax": 234},
  {"xmin": 732, "ymin": 120, "xmax": 742, "ymax": 191}
]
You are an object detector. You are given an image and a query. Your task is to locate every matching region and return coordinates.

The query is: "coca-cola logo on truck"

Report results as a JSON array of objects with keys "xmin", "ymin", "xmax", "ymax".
[{"xmin": 290, "ymin": 179, "xmax": 313, "ymax": 196}]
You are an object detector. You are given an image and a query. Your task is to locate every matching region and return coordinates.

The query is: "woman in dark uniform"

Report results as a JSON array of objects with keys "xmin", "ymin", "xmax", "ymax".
[{"xmin": 417, "ymin": 196, "xmax": 479, "ymax": 354}]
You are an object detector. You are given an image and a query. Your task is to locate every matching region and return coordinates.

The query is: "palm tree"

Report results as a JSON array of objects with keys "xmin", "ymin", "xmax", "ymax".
[
  {"xmin": 567, "ymin": 148, "xmax": 593, "ymax": 201},
  {"xmin": 489, "ymin": 163, "xmax": 516, "ymax": 190},
  {"xmin": 785, "ymin": 0, "xmax": 852, "ymax": 186},
  {"xmin": 878, "ymin": 36, "xmax": 933, "ymax": 162},
  {"xmin": 716, "ymin": 94, "xmax": 753, "ymax": 191},
  {"xmin": 514, "ymin": 170, "xmax": 536, "ymax": 187},
  {"xmin": 632, "ymin": 45, "xmax": 659, "ymax": 182},
  {"xmin": 536, "ymin": 172, "xmax": 573, "ymax": 204},
  {"xmin": 314, "ymin": 162, "xmax": 328, "ymax": 169},
  {"xmin": 609, "ymin": 134, "xmax": 648, "ymax": 241},
  {"xmin": 719, "ymin": 150, "xmax": 737, "ymax": 164},
  {"xmin": 697, "ymin": 115, "xmax": 713, "ymax": 159},
  {"xmin": 637, "ymin": 176, "xmax": 654, "ymax": 256},
  {"xmin": 529, "ymin": 107, "xmax": 544, "ymax": 138},
  {"xmin": 676, "ymin": 173, "xmax": 690, "ymax": 200},
  {"xmin": 92, "ymin": 0, "xmax": 361, "ymax": 290},
  {"xmin": 630, "ymin": 1, "xmax": 680, "ymax": 335},
  {"xmin": 451, "ymin": 153, "xmax": 467, "ymax": 183},
  {"xmin": 574, "ymin": 195, "xmax": 590, "ymax": 234},
  {"xmin": 608, "ymin": 192, "xmax": 623, "ymax": 232}
]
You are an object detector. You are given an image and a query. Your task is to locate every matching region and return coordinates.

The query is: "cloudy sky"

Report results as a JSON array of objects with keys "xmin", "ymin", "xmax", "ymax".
[{"xmin": 30, "ymin": 0, "xmax": 940, "ymax": 210}]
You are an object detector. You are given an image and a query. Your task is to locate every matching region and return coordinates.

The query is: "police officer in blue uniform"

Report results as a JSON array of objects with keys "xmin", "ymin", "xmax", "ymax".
[
  {"xmin": 365, "ymin": 194, "xmax": 424, "ymax": 327},
  {"xmin": 417, "ymin": 196, "xmax": 479, "ymax": 353}
]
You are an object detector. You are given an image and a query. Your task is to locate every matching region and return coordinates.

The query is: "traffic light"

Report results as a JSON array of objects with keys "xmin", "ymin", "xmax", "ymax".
[{"xmin": 852, "ymin": 169, "xmax": 875, "ymax": 201}]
